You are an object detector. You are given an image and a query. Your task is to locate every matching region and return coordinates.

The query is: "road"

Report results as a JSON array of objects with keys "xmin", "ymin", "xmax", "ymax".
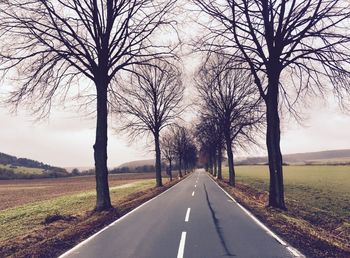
[{"xmin": 60, "ymin": 170, "xmax": 302, "ymax": 258}]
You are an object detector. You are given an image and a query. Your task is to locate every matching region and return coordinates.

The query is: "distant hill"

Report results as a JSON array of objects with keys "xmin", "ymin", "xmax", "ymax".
[
  {"xmin": 238, "ymin": 149, "xmax": 350, "ymax": 165},
  {"xmin": 0, "ymin": 152, "xmax": 68, "ymax": 179},
  {"xmin": 118, "ymin": 159, "xmax": 155, "ymax": 168}
]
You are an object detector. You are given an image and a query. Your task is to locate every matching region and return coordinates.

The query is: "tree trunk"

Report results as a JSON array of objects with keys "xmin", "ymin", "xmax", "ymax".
[
  {"xmin": 178, "ymin": 157, "xmax": 183, "ymax": 178},
  {"xmin": 213, "ymin": 152, "xmax": 217, "ymax": 177},
  {"xmin": 225, "ymin": 134, "xmax": 235, "ymax": 186},
  {"xmin": 169, "ymin": 159, "xmax": 173, "ymax": 181},
  {"xmin": 154, "ymin": 132, "xmax": 163, "ymax": 187},
  {"xmin": 217, "ymin": 147, "xmax": 222, "ymax": 180},
  {"xmin": 93, "ymin": 82, "xmax": 112, "ymax": 211},
  {"xmin": 265, "ymin": 72, "xmax": 286, "ymax": 209}
]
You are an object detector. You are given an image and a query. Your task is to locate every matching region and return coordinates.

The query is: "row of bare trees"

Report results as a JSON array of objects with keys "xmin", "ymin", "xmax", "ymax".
[
  {"xmin": 0, "ymin": 0, "xmax": 180, "ymax": 211},
  {"xmin": 194, "ymin": 0, "xmax": 350, "ymax": 209},
  {"xmin": 1, "ymin": 0, "xmax": 350, "ymax": 212},
  {"xmin": 161, "ymin": 126, "xmax": 197, "ymax": 180},
  {"xmin": 195, "ymin": 53, "xmax": 264, "ymax": 186}
]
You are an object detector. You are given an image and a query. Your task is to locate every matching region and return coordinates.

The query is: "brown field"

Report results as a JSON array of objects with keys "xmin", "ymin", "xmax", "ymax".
[{"xmin": 0, "ymin": 173, "xmax": 157, "ymax": 210}]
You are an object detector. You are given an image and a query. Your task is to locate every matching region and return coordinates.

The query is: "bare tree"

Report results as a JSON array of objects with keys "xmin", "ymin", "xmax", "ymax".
[
  {"xmin": 115, "ymin": 61, "xmax": 184, "ymax": 187},
  {"xmin": 195, "ymin": 53, "xmax": 263, "ymax": 186},
  {"xmin": 195, "ymin": 115, "xmax": 224, "ymax": 178},
  {"xmin": 0, "ymin": 0, "xmax": 177, "ymax": 210},
  {"xmin": 161, "ymin": 130, "xmax": 176, "ymax": 181},
  {"xmin": 172, "ymin": 125, "xmax": 195, "ymax": 177},
  {"xmin": 194, "ymin": 0, "xmax": 350, "ymax": 209}
]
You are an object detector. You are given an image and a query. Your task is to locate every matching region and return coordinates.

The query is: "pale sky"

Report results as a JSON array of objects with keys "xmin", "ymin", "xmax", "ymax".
[
  {"xmin": 0, "ymin": 2, "xmax": 349, "ymax": 168},
  {"xmin": 0, "ymin": 95, "xmax": 349, "ymax": 168}
]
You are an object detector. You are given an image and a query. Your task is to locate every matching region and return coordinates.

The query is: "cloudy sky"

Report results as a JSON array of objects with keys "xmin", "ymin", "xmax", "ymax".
[
  {"xmin": 0, "ymin": 1, "xmax": 349, "ymax": 169},
  {"xmin": 0, "ymin": 93, "xmax": 349, "ymax": 168}
]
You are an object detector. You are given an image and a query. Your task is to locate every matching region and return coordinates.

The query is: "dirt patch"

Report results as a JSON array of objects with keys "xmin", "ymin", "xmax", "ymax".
[
  {"xmin": 215, "ymin": 178, "xmax": 350, "ymax": 258},
  {"xmin": 0, "ymin": 177, "xmax": 184, "ymax": 258},
  {"xmin": 43, "ymin": 213, "xmax": 77, "ymax": 225},
  {"xmin": 0, "ymin": 173, "xmax": 156, "ymax": 210}
]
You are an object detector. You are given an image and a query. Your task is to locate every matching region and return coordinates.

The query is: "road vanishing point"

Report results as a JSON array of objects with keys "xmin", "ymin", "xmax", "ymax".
[{"xmin": 60, "ymin": 170, "xmax": 303, "ymax": 258}]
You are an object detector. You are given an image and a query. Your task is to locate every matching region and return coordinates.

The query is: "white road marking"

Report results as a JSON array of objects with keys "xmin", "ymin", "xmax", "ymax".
[
  {"xmin": 208, "ymin": 175, "xmax": 305, "ymax": 257},
  {"xmin": 195, "ymin": 184, "xmax": 197, "ymax": 188},
  {"xmin": 192, "ymin": 191, "xmax": 195, "ymax": 196},
  {"xmin": 185, "ymin": 208, "xmax": 191, "ymax": 222},
  {"xmin": 59, "ymin": 174, "xmax": 195, "ymax": 258},
  {"xmin": 177, "ymin": 232, "xmax": 187, "ymax": 258}
]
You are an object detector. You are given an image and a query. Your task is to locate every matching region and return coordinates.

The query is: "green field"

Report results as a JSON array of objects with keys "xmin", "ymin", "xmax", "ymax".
[
  {"xmin": 223, "ymin": 165, "xmax": 350, "ymax": 220},
  {"xmin": 0, "ymin": 164, "xmax": 44, "ymax": 174},
  {"xmin": 0, "ymin": 179, "xmax": 154, "ymax": 242}
]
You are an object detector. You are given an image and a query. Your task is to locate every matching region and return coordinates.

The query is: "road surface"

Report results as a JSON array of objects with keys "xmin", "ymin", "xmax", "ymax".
[{"xmin": 60, "ymin": 170, "xmax": 302, "ymax": 258}]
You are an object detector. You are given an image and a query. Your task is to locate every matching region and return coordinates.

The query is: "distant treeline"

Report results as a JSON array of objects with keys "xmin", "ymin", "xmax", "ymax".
[
  {"xmin": 71, "ymin": 163, "xmax": 178, "ymax": 176},
  {"xmin": 0, "ymin": 167, "xmax": 69, "ymax": 180},
  {"xmin": 0, "ymin": 152, "xmax": 58, "ymax": 170}
]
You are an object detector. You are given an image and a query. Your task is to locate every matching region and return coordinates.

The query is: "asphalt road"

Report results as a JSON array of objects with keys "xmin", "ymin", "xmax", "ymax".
[{"xmin": 60, "ymin": 170, "xmax": 301, "ymax": 258}]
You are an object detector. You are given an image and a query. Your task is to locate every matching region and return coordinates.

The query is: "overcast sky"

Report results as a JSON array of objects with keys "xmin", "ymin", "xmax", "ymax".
[
  {"xmin": 0, "ymin": 95, "xmax": 349, "ymax": 168},
  {"xmin": 0, "ymin": 2, "xmax": 349, "ymax": 168}
]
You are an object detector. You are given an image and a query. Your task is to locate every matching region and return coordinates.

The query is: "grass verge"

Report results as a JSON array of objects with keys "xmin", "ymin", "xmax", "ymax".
[{"xmin": 0, "ymin": 177, "xmax": 184, "ymax": 257}]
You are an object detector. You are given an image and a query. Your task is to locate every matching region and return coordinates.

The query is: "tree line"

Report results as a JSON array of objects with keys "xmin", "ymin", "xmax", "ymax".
[{"xmin": 1, "ymin": 0, "xmax": 350, "ymax": 211}]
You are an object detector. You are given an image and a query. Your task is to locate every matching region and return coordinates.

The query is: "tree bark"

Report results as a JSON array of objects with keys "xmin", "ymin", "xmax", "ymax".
[
  {"xmin": 178, "ymin": 157, "xmax": 183, "ymax": 178},
  {"xmin": 265, "ymin": 72, "xmax": 286, "ymax": 209},
  {"xmin": 93, "ymin": 81, "xmax": 112, "ymax": 211},
  {"xmin": 225, "ymin": 134, "xmax": 235, "ymax": 186},
  {"xmin": 217, "ymin": 147, "xmax": 222, "ymax": 180},
  {"xmin": 169, "ymin": 159, "xmax": 173, "ymax": 181},
  {"xmin": 154, "ymin": 132, "xmax": 163, "ymax": 187},
  {"xmin": 213, "ymin": 152, "xmax": 217, "ymax": 177}
]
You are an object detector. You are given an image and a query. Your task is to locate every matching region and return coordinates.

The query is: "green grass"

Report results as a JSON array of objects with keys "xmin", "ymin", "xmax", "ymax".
[
  {"xmin": 0, "ymin": 164, "xmax": 44, "ymax": 174},
  {"xmin": 223, "ymin": 165, "xmax": 350, "ymax": 220},
  {"xmin": 0, "ymin": 179, "xmax": 154, "ymax": 242}
]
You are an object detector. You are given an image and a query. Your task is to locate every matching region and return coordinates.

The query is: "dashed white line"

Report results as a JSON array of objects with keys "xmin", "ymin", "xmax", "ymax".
[
  {"xmin": 185, "ymin": 208, "xmax": 191, "ymax": 222},
  {"xmin": 177, "ymin": 232, "xmax": 187, "ymax": 258},
  {"xmin": 195, "ymin": 184, "xmax": 197, "ymax": 188},
  {"xmin": 192, "ymin": 191, "xmax": 195, "ymax": 196}
]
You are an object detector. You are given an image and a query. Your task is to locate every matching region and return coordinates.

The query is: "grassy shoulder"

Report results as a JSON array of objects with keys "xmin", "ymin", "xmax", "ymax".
[
  {"xmin": 0, "ymin": 176, "xmax": 184, "ymax": 257},
  {"xmin": 219, "ymin": 165, "xmax": 350, "ymax": 257}
]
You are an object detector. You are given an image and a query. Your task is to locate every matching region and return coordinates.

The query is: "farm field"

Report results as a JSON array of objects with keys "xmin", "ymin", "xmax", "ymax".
[
  {"xmin": 0, "ymin": 173, "xmax": 156, "ymax": 210},
  {"xmin": 223, "ymin": 165, "xmax": 350, "ymax": 220},
  {"xmin": 0, "ymin": 172, "xmax": 170, "ymax": 245},
  {"xmin": 222, "ymin": 165, "xmax": 350, "ymax": 249}
]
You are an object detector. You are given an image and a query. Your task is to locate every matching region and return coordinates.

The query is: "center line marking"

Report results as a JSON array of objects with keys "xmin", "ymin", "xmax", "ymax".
[
  {"xmin": 185, "ymin": 208, "xmax": 191, "ymax": 222},
  {"xmin": 192, "ymin": 191, "xmax": 195, "ymax": 196},
  {"xmin": 177, "ymin": 232, "xmax": 187, "ymax": 258},
  {"xmin": 195, "ymin": 184, "xmax": 197, "ymax": 188}
]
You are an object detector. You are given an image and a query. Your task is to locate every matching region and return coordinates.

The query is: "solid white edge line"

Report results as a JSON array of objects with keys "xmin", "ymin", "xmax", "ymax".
[
  {"xmin": 185, "ymin": 208, "xmax": 191, "ymax": 222},
  {"xmin": 192, "ymin": 191, "xmax": 195, "ymax": 196},
  {"xmin": 207, "ymin": 175, "xmax": 305, "ymax": 258},
  {"xmin": 177, "ymin": 232, "xmax": 187, "ymax": 258},
  {"xmin": 59, "ymin": 173, "xmax": 195, "ymax": 258},
  {"xmin": 287, "ymin": 246, "xmax": 303, "ymax": 257}
]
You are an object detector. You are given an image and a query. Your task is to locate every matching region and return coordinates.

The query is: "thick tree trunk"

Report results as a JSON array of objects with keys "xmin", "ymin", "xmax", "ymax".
[
  {"xmin": 94, "ymin": 82, "xmax": 112, "ymax": 211},
  {"xmin": 217, "ymin": 147, "xmax": 222, "ymax": 180},
  {"xmin": 225, "ymin": 134, "xmax": 235, "ymax": 186},
  {"xmin": 154, "ymin": 132, "xmax": 163, "ymax": 187},
  {"xmin": 265, "ymin": 73, "xmax": 286, "ymax": 210}
]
